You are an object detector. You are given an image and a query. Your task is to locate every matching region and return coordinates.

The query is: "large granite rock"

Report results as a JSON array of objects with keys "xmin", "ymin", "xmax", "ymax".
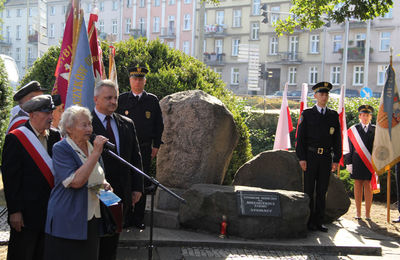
[
  {"xmin": 232, "ymin": 150, "xmax": 350, "ymax": 222},
  {"xmin": 157, "ymin": 90, "xmax": 239, "ymax": 189},
  {"xmin": 232, "ymin": 150, "xmax": 302, "ymax": 192},
  {"xmin": 179, "ymin": 184, "xmax": 309, "ymax": 239}
]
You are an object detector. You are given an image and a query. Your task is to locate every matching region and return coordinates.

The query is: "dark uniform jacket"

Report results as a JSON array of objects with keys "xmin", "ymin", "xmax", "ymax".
[
  {"xmin": 296, "ymin": 106, "xmax": 342, "ymax": 162},
  {"xmin": 344, "ymin": 123, "xmax": 375, "ymax": 180},
  {"xmin": 1, "ymin": 122, "xmax": 61, "ymax": 231},
  {"xmin": 91, "ymin": 111, "xmax": 143, "ymax": 216},
  {"xmin": 116, "ymin": 91, "xmax": 164, "ymax": 148}
]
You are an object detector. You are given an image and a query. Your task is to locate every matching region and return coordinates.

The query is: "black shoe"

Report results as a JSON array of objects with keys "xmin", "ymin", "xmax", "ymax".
[
  {"xmin": 307, "ymin": 223, "xmax": 317, "ymax": 231},
  {"xmin": 317, "ymin": 224, "xmax": 328, "ymax": 232},
  {"xmin": 135, "ymin": 223, "xmax": 146, "ymax": 230}
]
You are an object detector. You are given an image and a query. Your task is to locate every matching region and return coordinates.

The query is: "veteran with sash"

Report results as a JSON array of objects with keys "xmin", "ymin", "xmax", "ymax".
[
  {"xmin": 1, "ymin": 95, "xmax": 61, "ymax": 260},
  {"xmin": 116, "ymin": 65, "xmax": 164, "ymax": 229},
  {"xmin": 345, "ymin": 105, "xmax": 377, "ymax": 220},
  {"xmin": 296, "ymin": 82, "xmax": 342, "ymax": 232}
]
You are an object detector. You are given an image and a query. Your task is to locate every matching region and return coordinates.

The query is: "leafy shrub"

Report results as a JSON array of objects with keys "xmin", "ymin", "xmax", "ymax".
[
  {"xmin": 0, "ymin": 57, "xmax": 13, "ymax": 164},
  {"xmin": 20, "ymin": 38, "xmax": 252, "ymax": 184}
]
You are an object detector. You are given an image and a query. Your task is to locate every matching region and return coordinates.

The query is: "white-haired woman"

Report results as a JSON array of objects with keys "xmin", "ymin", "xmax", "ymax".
[{"xmin": 44, "ymin": 105, "xmax": 111, "ymax": 260}]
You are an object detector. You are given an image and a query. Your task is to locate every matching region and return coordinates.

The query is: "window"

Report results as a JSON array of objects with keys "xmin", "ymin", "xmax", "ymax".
[
  {"xmin": 153, "ymin": 17, "xmax": 160, "ymax": 32},
  {"xmin": 214, "ymin": 68, "xmax": 223, "ymax": 79},
  {"xmin": 184, "ymin": 0, "xmax": 191, "ymax": 3},
  {"xmin": 139, "ymin": 18, "xmax": 146, "ymax": 33},
  {"xmin": 289, "ymin": 36, "xmax": 298, "ymax": 60},
  {"xmin": 216, "ymin": 11, "xmax": 224, "ymax": 25},
  {"xmin": 99, "ymin": 20, "xmax": 104, "ymax": 33},
  {"xmin": 353, "ymin": 66, "xmax": 364, "ymax": 85},
  {"xmin": 140, "ymin": 0, "xmax": 145, "ymax": 7},
  {"xmin": 125, "ymin": 19, "xmax": 131, "ymax": 34},
  {"xmin": 29, "ymin": 8, "xmax": 33, "ymax": 16},
  {"xmin": 381, "ymin": 8, "xmax": 393, "ymax": 18},
  {"xmin": 269, "ymin": 37, "xmax": 278, "ymax": 55},
  {"xmin": 167, "ymin": 41, "xmax": 174, "ymax": 48},
  {"xmin": 6, "ymin": 9, "xmax": 10, "ymax": 18},
  {"xmin": 288, "ymin": 67, "xmax": 297, "ymax": 84},
  {"xmin": 61, "ymin": 23, "xmax": 65, "ymax": 31},
  {"xmin": 233, "ymin": 9, "xmax": 241, "ymax": 27},
  {"xmin": 17, "ymin": 9, "xmax": 21, "ymax": 17},
  {"xmin": 29, "ymin": 25, "xmax": 34, "ymax": 35},
  {"xmin": 100, "ymin": 2, "xmax": 104, "ymax": 11},
  {"xmin": 232, "ymin": 39, "xmax": 240, "ymax": 56},
  {"xmin": 28, "ymin": 47, "xmax": 33, "ymax": 60},
  {"xmin": 215, "ymin": 39, "xmax": 223, "ymax": 54},
  {"xmin": 204, "ymin": 12, "xmax": 207, "ymax": 26},
  {"xmin": 356, "ymin": 33, "xmax": 365, "ymax": 48},
  {"xmin": 271, "ymin": 6, "xmax": 280, "ymax": 23},
  {"xmin": 16, "ymin": 25, "xmax": 21, "ymax": 39},
  {"xmin": 86, "ymin": 3, "xmax": 92, "ymax": 13},
  {"xmin": 112, "ymin": 20, "xmax": 118, "ymax": 35},
  {"xmin": 183, "ymin": 41, "xmax": 190, "ymax": 55},
  {"xmin": 231, "ymin": 68, "xmax": 239, "ymax": 84},
  {"xmin": 377, "ymin": 65, "xmax": 388, "ymax": 86},
  {"xmin": 203, "ymin": 40, "xmax": 206, "ymax": 53},
  {"xmin": 331, "ymin": 66, "xmax": 341, "ymax": 85},
  {"xmin": 333, "ymin": 35, "xmax": 342, "ymax": 53},
  {"xmin": 250, "ymin": 22, "xmax": 259, "ymax": 40},
  {"xmin": 50, "ymin": 6, "xmax": 56, "ymax": 16},
  {"xmin": 380, "ymin": 32, "xmax": 390, "ymax": 51},
  {"xmin": 252, "ymin": 0, "xmax": 261, "ymax": 15},
  {"xmin": 169, "ymin": 0, "xmax": 175, "ymax": 5},
  {"xmin": 49, "ymin": 24, "xmax": 55, "ymax": 38},
  {"xmin": 62, "ymin": 6, "xmax": 67, "ymax": 14},
  {"xmin": 127, "ymin": 0, "xmax": 132, "ymax": 8},
  {"xmin": 154, "ymin": 0, "xmax": 160, "ymax": 6},
  {"xmin": 16, "ymin": 48, "xmax": 21, "ymax": 62},
  {"xmin": 168, "ymin": 16, "xmax": 175, "ymax": 32},
  {"xmin": 6, "ymin": 26, "xmax": 11, "ymax": 41},
  {"xmin": 309, "ymin": 67, "xmax": 318, "ymax": 85},
  {"xmin": 310, "ymin": 34, "xmax": 319, "ymax": 54},
  {"xmin": 113, "ymin": 1, "xmax": 118, "ymax": 10},
  {"xmin": 183, "ymin": 14, "xmax": 191, "ymax": 30}
]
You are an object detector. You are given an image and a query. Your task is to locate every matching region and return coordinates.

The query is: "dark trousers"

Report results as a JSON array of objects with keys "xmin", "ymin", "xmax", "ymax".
[
  {"xmin": 99, "ymin": 233, "xmax": 120, "ymax": 260},
  {"xmin": 8, "ymin": 228, "xmax": 45, "ymax": 260},
  {"xmin": 132, "ymin": 145, "xmax": 152, "ymax": 225},
  {"xmin": 304, "ymin": 152, "xmax": 332, "ymax": 226},
  {"xmin": 396, "ymin": 163, "xmax": 400, "ymax": 214}
]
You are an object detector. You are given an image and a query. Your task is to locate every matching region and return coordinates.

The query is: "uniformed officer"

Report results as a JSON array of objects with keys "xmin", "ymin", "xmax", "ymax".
[
  {"xmin": 296, "ymin": 81, "xmax": 342, "ymax": 232},
  {"xmin": 116, "ymin": 65, "xmax": 164, "ymax": 229}
]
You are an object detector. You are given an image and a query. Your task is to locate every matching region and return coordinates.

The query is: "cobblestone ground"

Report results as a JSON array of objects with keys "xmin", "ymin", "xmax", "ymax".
[
  {"xmin": 181, "ymin": 247, "xmax": 341, "ymax": 259},
  {"xmin": 0, "ymin": 207, "xmax": 10, "ymax": 244}
]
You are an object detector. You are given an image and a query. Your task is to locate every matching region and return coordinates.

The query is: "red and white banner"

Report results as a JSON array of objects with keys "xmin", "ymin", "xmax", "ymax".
[
  {"xmin": 109, "ymin": 45, "xmax": 118, "ymax": 88},
  {"xmin": 348, "ymin": 125, "xmax": 380, "ymax": 193},
  {"xmin": 338, "ymin": 84, "xmax": 349, "ymax": 166},
  {"xmin": 273, "ymin": 82, "xmax": 293, "ymax": 150},
  {"xmin": 88, "ymin": 12, "xmax": 105, "ymax": 84},
  {"xmin": 11, "ymin": 126, "xmax": 55, "ymax": 188},
  {"xmin": 295, "ymin": 83, "xmax": 308, "ymax": 139}
]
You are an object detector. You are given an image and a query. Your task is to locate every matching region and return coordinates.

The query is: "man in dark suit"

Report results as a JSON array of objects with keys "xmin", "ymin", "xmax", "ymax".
[
  {"xmin": 1, "ymin": 95, "xmax": 61, "ymax": 259},
  {"xmin": 296, "ymin": 82, "xmax": 342, "ymax": 233},
  {"xmin": 92, "ymin": 79, "xmax": 143, "ymax": 260},
  {"xmin": 116, "ymin": 65, "xmax": 164, "ymax": 229}
]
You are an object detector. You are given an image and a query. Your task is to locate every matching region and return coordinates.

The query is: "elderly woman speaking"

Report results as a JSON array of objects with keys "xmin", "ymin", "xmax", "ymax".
[{"xmin": 44, "ymin": 105, "xmax": 111, "ymax": 260}]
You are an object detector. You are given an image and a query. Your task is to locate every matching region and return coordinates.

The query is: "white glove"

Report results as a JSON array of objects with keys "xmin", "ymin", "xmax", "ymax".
[{"xmin": 346, "ymin": 164, "xmax": 353, "ymax": 174}]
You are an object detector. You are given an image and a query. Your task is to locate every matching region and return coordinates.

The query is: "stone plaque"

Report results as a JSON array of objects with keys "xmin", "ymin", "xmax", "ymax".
[{"xmin": 236, "ymin": 191, "xmax": 281, "ymax": 217}]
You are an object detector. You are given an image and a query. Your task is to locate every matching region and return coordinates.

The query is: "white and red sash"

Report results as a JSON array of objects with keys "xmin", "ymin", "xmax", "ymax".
[
  {"xmin": 348, "ymin": 125, "xmax": 380, "ymax": 193},
  {"xmin": 6, "ymin": 115, "xmax": 29, "ymax": 134},
  {"xmin": 10, "ymin": 126, "xmax": 55, "ymax": 188}
]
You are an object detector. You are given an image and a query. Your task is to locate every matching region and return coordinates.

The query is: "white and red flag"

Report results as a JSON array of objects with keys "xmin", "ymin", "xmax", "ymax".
[
  {"xmin": 88, "ymin": 10, "xmax": 105, "ymax": 84},
  {"xmin": 338, "ymin": 84, "xmax": 350, "ymax": 166},
  {"xmin": 273, "ymin": 83, "xmax": 293, "ymax": 150},
  {"xmin": 295, "ymin": 83, "xmax": 308, "ymax": 139},
  {"xmin": 109, "ymin": 45, "xmax": 118, "ymax": 88}
]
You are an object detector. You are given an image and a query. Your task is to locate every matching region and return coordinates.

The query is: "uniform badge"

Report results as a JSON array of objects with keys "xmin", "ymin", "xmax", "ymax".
[
  {"xmin": 145, "ymin": 111, "xmax": 151, "ymax": 119},
  {"xmin": 329, "ymin": 127, "xmax": 335, "ymax": 135},
  {"xmin": 125, "ymin": 110, "xmax": 129, "ymax": 116}
]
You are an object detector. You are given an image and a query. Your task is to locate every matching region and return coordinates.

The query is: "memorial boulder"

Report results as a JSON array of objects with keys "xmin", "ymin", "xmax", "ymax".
[
  {"xmin": 156, "ymin": 90, "xmax": 239, "ymax": 189},
  {"xmin": 179, "ymin": 184, "xmax": 309, "ymax": 239}
]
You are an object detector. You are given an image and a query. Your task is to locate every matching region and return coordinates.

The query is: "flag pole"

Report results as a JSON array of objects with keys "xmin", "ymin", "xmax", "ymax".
[
  {"xmin": 337, "ymin": 167, "xmax": 340, "ymax": 178},
  {"xmin": 387, "ymin": 168, "xmax": 391, "ymax": 222}
]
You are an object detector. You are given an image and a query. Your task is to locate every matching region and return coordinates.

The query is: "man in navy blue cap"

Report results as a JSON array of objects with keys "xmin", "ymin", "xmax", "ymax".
[{"xmin": 296, "ymin": 82, "xmax": 342, "ymax": 232}]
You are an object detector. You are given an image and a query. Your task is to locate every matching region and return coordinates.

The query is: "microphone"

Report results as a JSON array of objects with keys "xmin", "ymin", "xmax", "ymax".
[{"xmin": 90, "ymin": 134, "xmax": 116, "ymax": 151}]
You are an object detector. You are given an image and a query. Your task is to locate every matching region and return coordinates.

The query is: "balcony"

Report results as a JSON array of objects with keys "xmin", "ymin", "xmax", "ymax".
[
  {"xmin": 339, "ymin": 47, "xmax": 372, "ymax": 61},
  {"xmin": 276, "ymin": 52, "xmax": 302, "ymax": 64},
  {"xmin": 160, "ymin": 27, "xmax": 175, "ymax": 39},
  {"xmin": 203, "ymin": 53, "xmax": 225, "ymax": 66},
  {"xmin": 0, "ymin": 38, "xmax": 12, "ymax": 46},
  {"xmin": 130, "ymin": 28, "xmax": 147, "ymax": 39},
  {"xmin": 204, "ymin": 24, "xmax": 226, "ymax": 38},
  {"xmin": 28, "ymin": 33, "xmax": 38, "ymax": 43}
]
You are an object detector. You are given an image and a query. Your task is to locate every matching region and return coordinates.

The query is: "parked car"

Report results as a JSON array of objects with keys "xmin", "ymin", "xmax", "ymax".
[
  {"xmin": 0, "ymin": 54, "xmax": 19, "ymax": 91},
  {"xmin": 287, "ymin": 90, "xmax": 302, "ymax": 101},
  {"xmin": 266, "ymin": 91, "xmax": 283, "ymax": 98},
  {"xmin": 330, "ymin": 88, "xmax": 359, "ymax": 98},
  {"xmin": 372, "ymin": 92, "xmax": 381, "ymax": 98}
]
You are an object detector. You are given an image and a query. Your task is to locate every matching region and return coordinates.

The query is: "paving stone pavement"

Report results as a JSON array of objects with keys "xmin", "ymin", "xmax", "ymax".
[{"xmin": 0, "ymin": 206, "xmax": 10, "ymax": 245}]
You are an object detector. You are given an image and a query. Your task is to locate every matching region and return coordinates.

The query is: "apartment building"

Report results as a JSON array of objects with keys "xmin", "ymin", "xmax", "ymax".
[{"xmin": 198, "ymin": 0, "xmax": 400, "ymax": 96}]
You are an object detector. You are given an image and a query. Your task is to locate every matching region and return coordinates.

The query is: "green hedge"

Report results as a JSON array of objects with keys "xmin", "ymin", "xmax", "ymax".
[
  {"xmin": 0, "ymin": 57, "xmax": 14, "ymax": 164},
  {"xmin": 20, "ymin": 38, "xmax": 252, "ymax": 184}
]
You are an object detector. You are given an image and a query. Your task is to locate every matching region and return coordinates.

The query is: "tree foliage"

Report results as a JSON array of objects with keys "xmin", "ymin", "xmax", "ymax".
[
  {"xmin": 20, "ymin": 37, "xmax": 252, "ymax": 184},
  {"xmin": 0, "ymin": 57, "xmax": 13, "ymax": 163},
  {"xmin": 274, "ymin": 0, "xmax": 393, "ymax": 36}
]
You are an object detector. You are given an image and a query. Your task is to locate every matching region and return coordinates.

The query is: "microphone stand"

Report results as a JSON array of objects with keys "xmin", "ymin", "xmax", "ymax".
[{"xmin": 103, "ymin": 148, "xmax": 186, "ymax": 260}]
